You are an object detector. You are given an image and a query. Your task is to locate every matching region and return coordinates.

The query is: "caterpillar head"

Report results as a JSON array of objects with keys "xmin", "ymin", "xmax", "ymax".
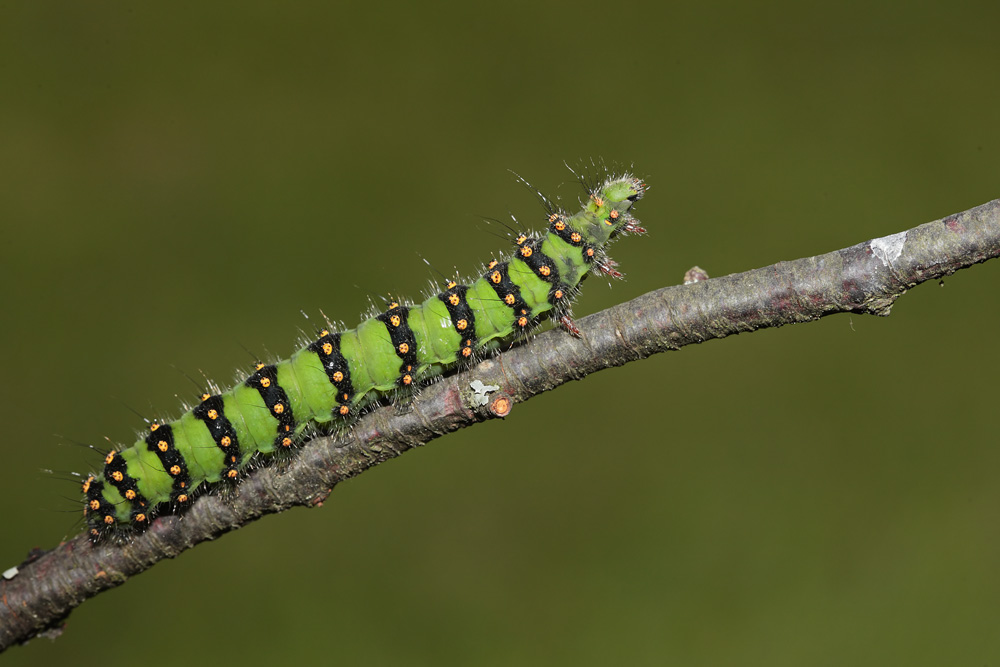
[{"xmin": 580, "ymin": 175, "xmax": 648, "ymax": 244}]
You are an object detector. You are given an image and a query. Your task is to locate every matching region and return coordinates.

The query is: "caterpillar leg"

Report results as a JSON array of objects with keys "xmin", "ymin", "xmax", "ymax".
[
  {"xmin": 623, "ymin": 220, "xmax": 647, "ymax": 234},
  {"xmin": 596, "ymin": 258, "xmax": 623, "ymax": 279},
  {"xmin": 558, "ymin": 315, "xmax": 582, "ymax": 338}
]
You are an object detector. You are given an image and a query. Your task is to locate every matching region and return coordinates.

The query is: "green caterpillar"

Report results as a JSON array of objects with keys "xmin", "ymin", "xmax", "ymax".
[{"xmin": 83, "ymin": 172, "xmax": 647, "ymax": 540}]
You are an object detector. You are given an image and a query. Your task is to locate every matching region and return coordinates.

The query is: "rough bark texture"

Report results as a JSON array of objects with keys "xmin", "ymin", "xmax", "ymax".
[{"xmin": 2, "ymin": 198, "xmax": 997, "ymax": 650}]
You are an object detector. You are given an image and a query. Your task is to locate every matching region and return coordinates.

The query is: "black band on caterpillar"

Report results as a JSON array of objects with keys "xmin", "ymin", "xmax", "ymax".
[
  {"xmin": 514, "ymin": 237, "xmax": 561, "ymax": 286},
  {"xmin": 144, "ymin": 424, "xmax": 191, "ymax": 500},
  {"xmin": 307, "ymin": 330, "xmax": 355, "ymax": 418},
  {"xmin": 193, "ymin": 394, "xmax": 242, "ymax": 479},
  {"xmin": 102, "ymin": 451, "xmax": 149, "ymax": 518},
  {"xmin": 376, "ymin": 303, "xmax": 420, "ymax": 387},
  {"xmin": 484, "ymin": 261, "xmax": 534, "ymax": 331},
  {"xmin": 438, "ymin": 282, "xmax": 478, "ymax": 361},
  {"xmin": 245, "ymin": 364, "xmax": 296, "ymax": 449}
]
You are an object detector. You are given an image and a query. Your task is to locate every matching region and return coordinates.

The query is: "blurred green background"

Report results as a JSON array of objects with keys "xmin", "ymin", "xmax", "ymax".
[{"xmin": 2, "ymin": 1, "xmax": 998, "ymax": 665}]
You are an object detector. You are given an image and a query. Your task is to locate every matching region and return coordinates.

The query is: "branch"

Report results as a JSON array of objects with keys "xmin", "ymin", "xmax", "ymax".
[{"xmin": 2, "ymin": 198, "xmax": 998, "ymax": 651}]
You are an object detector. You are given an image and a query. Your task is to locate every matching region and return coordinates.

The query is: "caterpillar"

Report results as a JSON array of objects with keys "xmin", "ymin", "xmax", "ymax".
[{"xmin": 82, "ymin": 172, "xmax": 648, "ymax": 541}]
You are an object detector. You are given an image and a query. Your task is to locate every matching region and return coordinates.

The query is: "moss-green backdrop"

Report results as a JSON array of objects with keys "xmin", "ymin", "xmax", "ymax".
[{"xmin": 2, "ymin": 2, "xmax": 998, "ymax": 665}]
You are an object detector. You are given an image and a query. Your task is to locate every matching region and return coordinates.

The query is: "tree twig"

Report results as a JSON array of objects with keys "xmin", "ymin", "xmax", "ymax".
[{"xmin": 2, "ymin": 198, "xmax": 997, "ymax": 651}]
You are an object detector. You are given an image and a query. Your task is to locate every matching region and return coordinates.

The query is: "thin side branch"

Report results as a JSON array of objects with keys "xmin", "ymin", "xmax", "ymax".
[{"xmin": 2, "ymin": 198, "xmax": 997, "ymax": 650}]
